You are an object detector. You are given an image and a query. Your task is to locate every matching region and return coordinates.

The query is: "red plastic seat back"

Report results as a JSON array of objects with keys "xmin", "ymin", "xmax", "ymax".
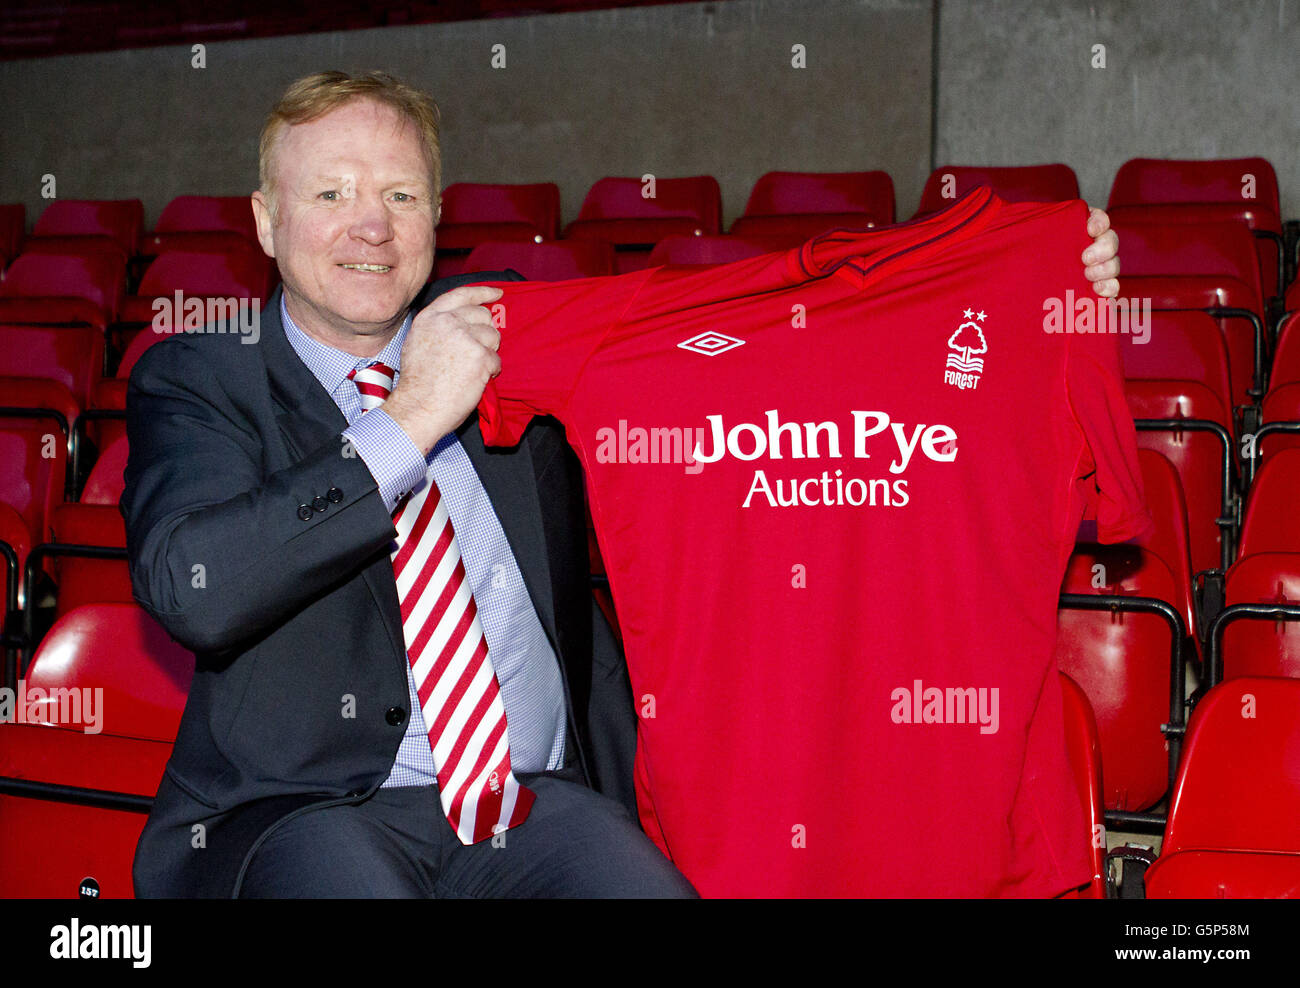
[
  {"xmin": 572, "ymin": 175, "xmax": 722, "ymax": 228},
  {"xmin": 81, "ymin": 436, "xmax": 128, "ymax": 506},
  {"xmin": 0, "ymin": 376, "xmax": 80, "ymax": 434},
  {"xmin": 1270, "ymin": 316, "xmax": 1300, "ymax": 391},
  {"xmin": 648, "ymin": 234, "xmax": 788, "ymax": 267},
  {"xmin": 565, "ymin": 176, "xmax": 722, "ymax": 271},
  {"xmin": 0, "ymin": 250, "xmax": 124, "ymax": 323},
  {"xmin": 440, "ymin": 182, "xmax": 561, "ymax": 240},
  {"xmin": 1133, "ymin": 448, "xmax": 1195, "ymax": 636},
  {"xmin": 136, "ymin": 249, "xmax": 267, "ymax": 303},
  {"xmin": 1119, "ymin": 309, "xmax": 1232, "ymax": 419},
  {"xmin": 26, "ymin": 603, "xmax": 194, "ymax": 741},
  {"xmin": 915, "ymin": 164, "xmax": 1079, "ymax": 216},
  {"xmin": 50, "ymin": 503, "xmax": 131, "ymax": 618},
  {"xmin": 1057, "ymin": 545, "xmax": 1178, "ymax": 811},
  {"xmin": 0, "ymin": 501, "xmax": 30, "ymax": 610},
  {"xmin": 739, "ymin": 170, "xmax": 895, "ymax": 222},
  {"xmin": 1110, "ymin": 219, "xmax": 1262, "ymax": 308},
  {"xmin": 152, "ymin": 195, "xmax": 257, "ymax": 239},
  {"xmin": 1059, "ymin": 672, "xmax": 1108, "ymax": 898},
  {"xmin": 30, "ymin": 199, "xmax": 144, "ymax": 258},
  {"xmin": 1238, "ymin": 448, "xmax": 1300, "ymax": 557},
  {"xmin": 465, "ymin": 240, "xmax": 614, "ymax": 281},
  {"xmin": 1260, "ymin": 384, "xmax": 1300, "ymax": 458},
  {"xmin": 1162, "ymin": 676, "xmax": 1300, "ymax": 855},
  {"xmin": 1223, "ymin": 553, "xmax": 1300, "ymax": 680},
  {"xmin": 0, "ymin": 604, "xmax": 193, "ymax": 898},
  {"xmin": 1125, "ymin": 380, "xmax": 1230, "ymax": 574},
  {"xmin": 0, "ymin": 417, "xmax": 66, "ymax": 545},
  {"xmin": 1109, "ymin": 157, "xmax": 1280, "ymax": 217},
  {"xmin": 0, "ymin": 324, "xmax": 103, "ymax": 409}
]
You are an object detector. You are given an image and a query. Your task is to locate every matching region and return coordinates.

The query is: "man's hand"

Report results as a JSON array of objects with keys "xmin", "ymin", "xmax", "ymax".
[
  {"xmin": 1084, "ymin": 206, "xmax": 1120, "ymax": 298},
  {"xmin": 383, "ymin": 284, "xmax": 504, "ymax": 454}
]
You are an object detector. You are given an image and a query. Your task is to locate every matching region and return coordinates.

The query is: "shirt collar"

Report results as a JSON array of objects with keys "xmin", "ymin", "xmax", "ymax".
[{"xmin": 280, "ymin": 293, "xmax": 411, "ymax": 396}]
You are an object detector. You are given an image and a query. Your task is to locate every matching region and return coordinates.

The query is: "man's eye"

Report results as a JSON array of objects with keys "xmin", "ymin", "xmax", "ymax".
[
  {"xmin": 391, "ymin": 192, "xmax": 411, "ymax": 203},
  {"xmin": 319, "ymin": 190, "xmax": 339, "ymax": 201}
]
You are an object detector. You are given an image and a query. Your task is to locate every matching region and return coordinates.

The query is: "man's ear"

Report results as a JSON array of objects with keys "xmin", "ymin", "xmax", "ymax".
[{"xmin": 250, "ymin": 190, "xmax": 276, "ymax": 259}]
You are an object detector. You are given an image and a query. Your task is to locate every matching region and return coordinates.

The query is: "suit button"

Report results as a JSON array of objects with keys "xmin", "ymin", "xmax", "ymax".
[
  {"xmin": 327, "ymin": 487, "xmax": 344, "ymax": 503},
  {"xmin": 296, "ymin": 504, "xmax": 313, "ymax": 521},
  {"xmin": 385, "ymin": 706, "xmax": 407, "ymax": 726},
  {"xmin": 312, "ymin": 495, "xmax": 328, "ymax": 512},
  {"xmin": 345, "ymin": 789, "xmax": 365, "ymax": 799}
]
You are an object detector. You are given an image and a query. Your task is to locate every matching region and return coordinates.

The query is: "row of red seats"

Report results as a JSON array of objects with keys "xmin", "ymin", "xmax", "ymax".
[
  {"xmin": 5, "ymin": 597, "xmax": 1295, "ymax": 900},
  {"xmin": 0, "ymin": 195, "xmax": 258, "ymax": 269}
]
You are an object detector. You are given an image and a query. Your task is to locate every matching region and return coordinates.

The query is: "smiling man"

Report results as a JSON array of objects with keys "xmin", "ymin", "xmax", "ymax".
[
  {"xmin": 125, "ymin": 71, "xmax": 695, "ymax": 897},
  {"xmin": 124, "ymin": 70, "xmax": 1122, "ymax": 899}
]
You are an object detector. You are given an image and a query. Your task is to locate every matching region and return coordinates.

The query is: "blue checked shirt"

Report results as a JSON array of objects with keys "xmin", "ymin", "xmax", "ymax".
[{"xmin": 281, "ymin": 297, "xmax": 567, "ymax": 782}]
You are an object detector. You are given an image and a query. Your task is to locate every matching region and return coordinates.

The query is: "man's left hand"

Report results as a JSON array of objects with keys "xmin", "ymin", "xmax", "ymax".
[{"xmin": 1083, "ymin": 206, "xmax": 1120, "ymax": 298}]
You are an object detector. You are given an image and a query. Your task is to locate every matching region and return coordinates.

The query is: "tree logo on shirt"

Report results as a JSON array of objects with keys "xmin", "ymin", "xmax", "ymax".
[{"xmin": 943, "ymin": 309, "xmax": 988, "ymax": 391}]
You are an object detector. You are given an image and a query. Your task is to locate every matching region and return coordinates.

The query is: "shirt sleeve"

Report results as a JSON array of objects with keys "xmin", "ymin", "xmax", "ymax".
[
  {"xmin": 472, "ymin": 269, "xmax": 654, "ymax": 447},
  {"xmin": 342, "ymin": 408, "xmax": 428, "ymax": 514},
  {"xmin": 1065, "ymin": 315, "xmax": 1155, "ymax": 544}
]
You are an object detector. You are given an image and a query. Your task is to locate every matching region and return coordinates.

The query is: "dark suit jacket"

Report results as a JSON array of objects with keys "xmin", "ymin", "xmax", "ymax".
[{"xmin": 124, "ymin": 273, "xmax": 636, "ymax": 898}]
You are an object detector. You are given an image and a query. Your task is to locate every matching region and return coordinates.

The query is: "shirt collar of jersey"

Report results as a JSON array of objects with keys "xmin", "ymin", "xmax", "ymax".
[
  {"xmin": 280, "ymin": 294, "xmax": 411, "ymax": 398},
  {"xmin": 792, "ymin": 185, "xmax": 1000, "ymax": 289}
]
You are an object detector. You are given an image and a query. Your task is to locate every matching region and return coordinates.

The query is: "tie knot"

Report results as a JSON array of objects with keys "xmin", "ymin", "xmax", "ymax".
[{"xmin": 349, "ymin": 361, "xmax": 396, "ymax": 411}]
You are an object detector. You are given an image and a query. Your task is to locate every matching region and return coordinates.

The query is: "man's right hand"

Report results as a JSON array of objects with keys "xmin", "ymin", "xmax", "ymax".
[{"xmin": 383, "ymin": 284, "xmax": 504, "ymax": 454}]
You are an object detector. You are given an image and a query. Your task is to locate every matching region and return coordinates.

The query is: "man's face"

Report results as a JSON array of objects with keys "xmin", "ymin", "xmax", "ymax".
[{"xmin": 251, "ymin": 98, "xmax": 437, "ymax": 353}]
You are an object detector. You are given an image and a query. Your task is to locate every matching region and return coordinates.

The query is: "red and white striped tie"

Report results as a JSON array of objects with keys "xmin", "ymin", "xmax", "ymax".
[{"xmin": 348, "ymin": 361, "xmax": 535, "ymax": 843}]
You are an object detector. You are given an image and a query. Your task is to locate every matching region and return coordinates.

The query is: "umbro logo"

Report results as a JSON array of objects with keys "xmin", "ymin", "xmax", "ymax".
[{"xmin": 677, "ymin": 331, "xmax": 746, "ymax": 356}]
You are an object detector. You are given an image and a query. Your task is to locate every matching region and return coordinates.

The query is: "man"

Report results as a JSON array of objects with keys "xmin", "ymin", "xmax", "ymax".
[{"xmin": 125, "ymin": 70, "xmax": 1121, "ymax": 898}]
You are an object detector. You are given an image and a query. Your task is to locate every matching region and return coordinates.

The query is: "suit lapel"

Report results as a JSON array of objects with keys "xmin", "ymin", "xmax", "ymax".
[
  {"xmin": 456, "ymin": 414, "xmax": 558, "ymax": 646},
  {"xmin": 258, "ymin": 288, "xmax": 409, "ymax": 672},
  {"xmin": 260, "ymin": 278, "xmax": 558, "ymax": 669}
]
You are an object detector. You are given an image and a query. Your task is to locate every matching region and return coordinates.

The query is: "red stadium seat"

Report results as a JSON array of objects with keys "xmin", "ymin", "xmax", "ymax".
[
  {"xmin": 143, "ymin": 195, "xmax": 259, "ymax": 257},
  {"xmin": 119, "ymin": 248, "xmax": 269, "ymax": 325},
  {"xmin": 728, "ymin": 170, "xmax": 895, "ymax": 245},
  {"xmin": 0, "ymin": 502, "xmax": 31, "ymax": 615},
  {"xmin": 0, "ymin": 415, "xmax": 67, "ymax": 549},
  {"xmin": 1126, "ymin": 380, "xmax": 1233, "ymax": 574},
  {"xmin": 1119, "ymin": 309, "xmax": 1233, "ymax": 425},
  {"xmin": 1059, "ymin": 672, "xmax": 1109, "ymax": 899},
  {"xmin": 1110, "ymin": 221, "xmax": 1266, "ymax": 412},
  {"xmin": 0, "ymin": 604, "xmax": 193, "ymax": 898},
  {"xmin": 1258, "ymin": 383, "xmax": 1300, "ymax": 460},
  {"xmin": 564, "ymin": 175, "xmax": 722, "ymax": 273},
  {"xmin": 0, "ymin": 376, "xmax": 80, "ymax": 438},
  {"xmin": 914, "ymin": 164, "xmax": 1079, "ymax": 217},
  {"xmin": 0, "ymin": 203, "xmax": 24, "ymax": 266},
  {"xmin": 1237, "ymin": 447, "xmax": 1300, "ymax": 558},
  {"xmin": 1108, "ymin": 157, "xmax": 1284, "ymax": 300},
  {"xmin": 648, "ymin": 234, "xmax": 789, "ymax": 267},
  {"xmin": 464, "ymin": 239, "xmax": 614, "ymax": 280},
  {"xmin": 435, "ymin": 182, "xmax": 562, "ymax": 280},
  {"xmin": 0, "ymin": 250, "xmax": 125, "ymax": 330},
  {"xmin": 1220, "ymin": 554, "xmax": 1300, "ymax": 680},
  {"xmin": 79, "ymin": 436, "xmax": 128, "ymax": 506},
  {"xmin": 1144, "ymin": 676, "xmax": 1300, "ymax": 897},
  {"xmin": 1058, "ymin": 542, "xmax": 1181, "ymax": 813},
  {"xmin": 0, "ymin": 324, "xmax": 104, "ymax": 410},
  {"xmin": 1270, "ymin": 315, "xmax": 1300, "ymax": 391},
  {"xmin": 48, "ymin": 503, "xmax": 131, "ymax": 618},
  {"xmin": 24, "ymin": 199, "xmax": 144, "ymax": 263}
]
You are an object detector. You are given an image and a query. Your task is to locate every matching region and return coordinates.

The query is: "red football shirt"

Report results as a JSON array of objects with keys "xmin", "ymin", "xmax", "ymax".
[{"xmin": 476, "ymin": 187, "xmax": 1152, "ymax": 897}]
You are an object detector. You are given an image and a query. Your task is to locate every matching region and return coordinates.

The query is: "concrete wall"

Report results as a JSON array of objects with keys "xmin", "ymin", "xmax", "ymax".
[
  {"xmin": 0, "ymin": 0, "xmax": 933, "ymax": 229},
  {"xmin": 0, "ymin": 0, "xmax": 1296, "ymax": 234},
  {"xmin": 935, "ymin": 0, "xmax": 1300, "ymax": 214}
]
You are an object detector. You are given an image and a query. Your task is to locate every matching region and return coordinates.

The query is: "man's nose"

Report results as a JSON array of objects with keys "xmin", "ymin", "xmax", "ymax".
[{"xmin": 347, "ymin": 193, "xmax": 394, "ymax": 244}]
